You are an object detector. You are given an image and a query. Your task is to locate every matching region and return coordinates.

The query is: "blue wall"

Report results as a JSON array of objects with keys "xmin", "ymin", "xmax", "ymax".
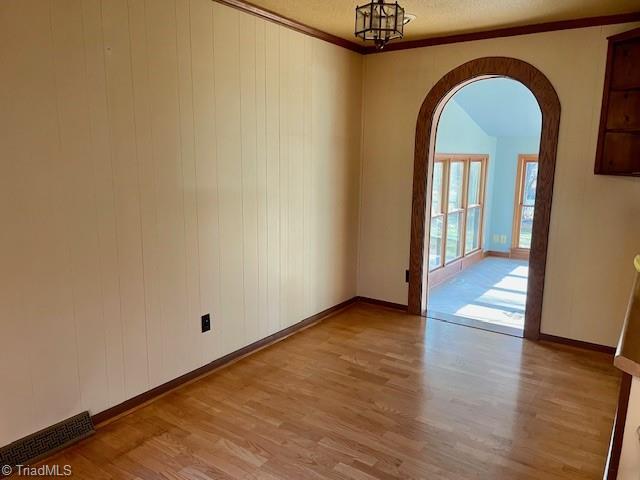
[
  {"xmin": 486, "ymin": 135, "xmax": 540, "ymax": 251},
  {"xmin": 435, "ymin": 99, "xmax": 496, "ymax": 156},
  {"xmin": 434, "ymin": 90, "xmax": 541, "ymax": 252}
]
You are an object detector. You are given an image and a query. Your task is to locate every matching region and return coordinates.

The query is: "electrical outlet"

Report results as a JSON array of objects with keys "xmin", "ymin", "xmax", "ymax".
[
  {"xmin": 201, "ymin": 314, "xmax": 211, "ymax": 333},
  {"xmin": 500, "ymin": 234, "xmax": 507, "ymax": 244}
]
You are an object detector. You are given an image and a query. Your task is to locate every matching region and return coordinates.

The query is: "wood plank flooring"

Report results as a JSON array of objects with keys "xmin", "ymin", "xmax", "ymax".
[{"xmin": 42, "ymin": 303, "xmax": 620, "ymax": 479}]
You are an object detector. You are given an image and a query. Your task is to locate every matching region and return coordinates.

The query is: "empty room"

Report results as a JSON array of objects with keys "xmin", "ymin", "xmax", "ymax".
[{"xmin": 1, "ymin": 1, "xmax": 640, "ymax": 479}]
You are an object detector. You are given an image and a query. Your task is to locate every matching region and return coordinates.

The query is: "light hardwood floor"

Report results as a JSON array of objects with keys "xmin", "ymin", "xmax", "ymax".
[{"xmin": 43, "ymin": 303, "xmax": 620, "ymax": 479}]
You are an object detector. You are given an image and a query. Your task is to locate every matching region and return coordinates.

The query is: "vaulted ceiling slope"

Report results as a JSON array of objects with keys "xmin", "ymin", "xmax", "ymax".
[
  {"xmin": 452, "ymin": 78, "xmax": 541, "ymax": 138},
  {"xmin": 244, "ymin": 0, "xmax": 640, "ymax": 43}
]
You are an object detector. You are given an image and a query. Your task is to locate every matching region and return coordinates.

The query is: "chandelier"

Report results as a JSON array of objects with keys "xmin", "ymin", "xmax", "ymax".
[{"xmin": 355, "ymin": 0, "xmax": 405, "ymax": 50}]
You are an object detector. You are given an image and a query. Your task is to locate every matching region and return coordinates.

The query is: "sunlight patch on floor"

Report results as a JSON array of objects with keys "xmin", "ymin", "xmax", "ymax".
[{"xmin": 428, "ymin": 257, "xmax": 528, "ymax": 330}]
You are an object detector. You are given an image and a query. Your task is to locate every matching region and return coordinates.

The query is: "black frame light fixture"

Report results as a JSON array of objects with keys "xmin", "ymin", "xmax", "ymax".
[{"xmin": 355, "ymin": 0, "xmax": 405, "ymax": 50}]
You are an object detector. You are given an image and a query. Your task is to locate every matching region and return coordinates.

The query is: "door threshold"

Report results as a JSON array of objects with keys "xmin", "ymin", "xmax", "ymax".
[{"xmin": 426, "ymin": 310, "xmax": 524, "ymax": 338}]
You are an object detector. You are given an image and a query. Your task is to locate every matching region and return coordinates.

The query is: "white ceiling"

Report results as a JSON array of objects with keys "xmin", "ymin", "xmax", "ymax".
[
  {"xmin": 451, "ymin": 78, "xmax": 541, "ymax": 138},
  {"xmin": 244, "ymin": 0, "xmax": 640, "ymax": 43}
]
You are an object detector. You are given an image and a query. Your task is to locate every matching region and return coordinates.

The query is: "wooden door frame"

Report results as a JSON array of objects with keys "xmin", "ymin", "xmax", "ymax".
[{"xmin": 407, "ymin": 57, "xmax": 561, "ymax": 340}]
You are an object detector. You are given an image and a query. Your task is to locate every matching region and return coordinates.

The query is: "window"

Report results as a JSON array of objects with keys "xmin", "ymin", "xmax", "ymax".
[
  {"xmin": 513, "ymin": 155, "xmax": 538, "ymax": 250},
  {"xmin": 429, "ymin": 161, "xmax": 444, "ymax": 270},
  {"xmin": 465, "ymin": 160, "xmax": 483, "ymax": 253},
  {"xmin": 446, "ymin": 161, "xmax": 464, "ymax": 263},
  {"xmin": 429, "ymin": 154, "xmax": 487, "ymax": 272}
]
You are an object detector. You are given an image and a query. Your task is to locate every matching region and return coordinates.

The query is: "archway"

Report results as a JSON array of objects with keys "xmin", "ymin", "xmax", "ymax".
[{"xmin": 407, "ymin": 57, "xmax": 561, "ymax": 340}]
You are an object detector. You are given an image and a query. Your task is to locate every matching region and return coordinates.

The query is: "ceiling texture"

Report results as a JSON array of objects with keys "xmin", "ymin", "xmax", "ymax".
[{"xmin": 244, "ymin": 0, "xmax": 640, "ymax": 43}]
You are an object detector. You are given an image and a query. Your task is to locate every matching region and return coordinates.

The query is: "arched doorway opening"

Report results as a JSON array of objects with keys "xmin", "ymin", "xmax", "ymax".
[{"xmin": 407, "ymin": 57, "xmax": 561, "ymax": 340}]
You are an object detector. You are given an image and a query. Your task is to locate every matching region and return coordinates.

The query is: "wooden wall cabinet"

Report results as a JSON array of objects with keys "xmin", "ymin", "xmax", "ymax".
[{"xmin": 595, "ymin": 28, "xmax": 640, "ymax": 176}]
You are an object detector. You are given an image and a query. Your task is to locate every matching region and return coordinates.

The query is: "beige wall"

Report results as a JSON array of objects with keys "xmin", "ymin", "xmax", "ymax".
[
  {"xmin": 0, "ymin": 0, "xmax": 362, "ymax": 446},
  {"xmin": 358, "ymin": 23, "xmax": 640, "ymax": 347},
  {"xmin": 618, "ymin": 376, "xmax": 640, "ymax": 480}
]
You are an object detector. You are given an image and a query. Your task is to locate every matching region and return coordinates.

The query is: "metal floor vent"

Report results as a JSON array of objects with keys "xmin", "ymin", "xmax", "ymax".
[{"xmin": 0, "ymin": 412, "xmax": 94, "ymax": 470}]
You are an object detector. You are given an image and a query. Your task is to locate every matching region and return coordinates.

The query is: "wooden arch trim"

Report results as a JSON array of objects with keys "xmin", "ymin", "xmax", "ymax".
[{"xmin": 407, "ymin": 57, "xmax": 561, "ymax": 340}]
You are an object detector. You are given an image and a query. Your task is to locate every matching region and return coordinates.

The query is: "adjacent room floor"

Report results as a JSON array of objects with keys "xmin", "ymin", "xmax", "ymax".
[
  {"xmin": 428, "ymin": 257, "xmax": 528, "ymax": 336},
  {"xmin": 44, "ymin": 303, "xmax": 619, "ymax": 480}
]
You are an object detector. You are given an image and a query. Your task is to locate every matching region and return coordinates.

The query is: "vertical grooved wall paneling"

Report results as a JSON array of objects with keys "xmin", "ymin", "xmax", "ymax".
[{"xmin": 0, "ymin": 0, "xmax": 362, "ymax": 447}]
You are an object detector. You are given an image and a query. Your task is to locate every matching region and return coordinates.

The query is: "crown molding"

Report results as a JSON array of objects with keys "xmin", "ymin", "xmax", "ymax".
[
  {"xmin": 213, "ymin": 0, "xmax": 366, "ymax": 53},
  {"xmin": 212, "ymin": 2, "xmax": 640, "ymax": 56},
  {"xmin": 363, "ymin": 11, "xmax": 640, "ymax": 54}
]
